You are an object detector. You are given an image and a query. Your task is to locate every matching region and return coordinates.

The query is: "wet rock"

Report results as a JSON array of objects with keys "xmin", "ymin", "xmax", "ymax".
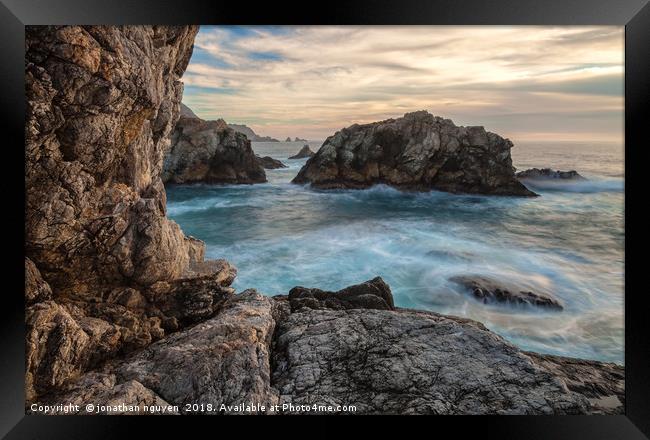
[
  {"xmin": 450, "ymin": 275, "xmax": 563, "ymax": 310},
  {"xmin": 288, "ymin": 276, "xmax": 395, "ymax": 311},
  {"xmin": 516, "ymin": 168, "xmax": 585, "ymax": 180},
  {"xmin": 292, "ymin": 111, "xmax": 536, "ymax": 196},
  {"xmin": 256, "ymin": 155, "xmax": 287, "ymax": 169},
  {"xmin": 288, "ymin": 145, "xmax": 315, "ymax": 159}
]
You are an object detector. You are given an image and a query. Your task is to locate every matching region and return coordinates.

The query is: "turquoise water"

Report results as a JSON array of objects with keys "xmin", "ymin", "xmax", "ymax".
[{"xmin": 166, "ymin": 140, "xmax": 624, "ymax": 364}]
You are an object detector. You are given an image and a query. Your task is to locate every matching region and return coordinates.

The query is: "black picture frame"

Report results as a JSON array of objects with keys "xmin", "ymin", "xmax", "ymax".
[{"xmin": 2, "ymin": 0, "xmax": 648, "ymax": 437}]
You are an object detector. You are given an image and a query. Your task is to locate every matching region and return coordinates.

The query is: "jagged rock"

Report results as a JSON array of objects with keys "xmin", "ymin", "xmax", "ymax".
[
  {"xmin": 516, "ymin": 168, "xmax": 585, "ymax": 180},
  {"xmin": 292, "ymin": 111, "xmax": 536, "ymax": 196},
  {"xmin": 294, "ymin": 137, "xmax": 308, "ymax": 142},
  {"xmin": 162, "ymin": 110, "xmax": 266, "ymax": 184},
  {"xmin": 288, "ymin": 145, "xmax": 315, "ymax": 159},
  {"xmin": 285, "ymin": 137, "xmax": 292, "ymax": 142},
  {"xmin": 450, "ymin": 275, "xmax": 563, "ymax": 310},
  {"xmin": 288, "ymin": 276, "xmax": 395, "ymax": 311},
  {"xmin": 117, "ymin": 290, "xmax": 278, "ymax": 413},
  {"xmin": 25, "ymin": 257, "xmax": 52, "ymax": 306},
  {"xmin": 36, "ymin": 372, "xmax": 177, "ymax": 415},
  {"xmin": 26, "ymin": 301, "xmax": 91, "ymax": 401},
  {"xmin": 24, "ymin": 25, "xmax": 243, "ymax": 401},
  {"xmin": 256, "ymin": 155, "xmax": 287, "ymax": 169},
  {"xmin": 526, "ymin": 352, "xmax": 624, "ymax": 415}
]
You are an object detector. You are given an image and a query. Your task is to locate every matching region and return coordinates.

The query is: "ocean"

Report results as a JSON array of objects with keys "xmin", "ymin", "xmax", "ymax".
[{"xmin": 166, "ymin": 140, "xmax": 624, "ymax": 364}]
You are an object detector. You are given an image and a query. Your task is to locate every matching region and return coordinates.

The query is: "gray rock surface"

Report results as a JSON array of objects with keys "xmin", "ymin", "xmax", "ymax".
[
  {"xmin": 517, "ymin": 168, "xmax": 585, "ymax": 180},
  {"xmin": 292, "ymin": 111, "xmax": 536, "ymax": 196},
  {"xmin": 162, "ymin": 111, "xmax": 266, "ymax": 184},
  {"xmin": 288, "ymin": 145, "xmax": 315, "ymax": 159},
  {"xmin": 256, "ymin": 155, "xmax": 287, "ymax": 169},
  {"xmin": 450, "ymin": 275, "xmax": 563, "ymax": 310},
  {"xmin": 272, "ymin": 307, "xmax": 586, "ymax": 414}
]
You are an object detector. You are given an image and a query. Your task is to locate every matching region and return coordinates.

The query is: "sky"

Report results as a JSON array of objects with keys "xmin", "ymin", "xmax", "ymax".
[{"xmin": 182, "ymin": 26, "xmax": 624, "ymax": 143}]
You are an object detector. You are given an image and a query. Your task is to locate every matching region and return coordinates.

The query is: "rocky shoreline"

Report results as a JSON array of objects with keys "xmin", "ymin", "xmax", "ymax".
[
  {"xmin": 24, "ymin": 25, "xmax": 622, "ymax": 415},
  {"xmin": 32, "ymin": 278, "xmax": 623, "ymax": 415}
]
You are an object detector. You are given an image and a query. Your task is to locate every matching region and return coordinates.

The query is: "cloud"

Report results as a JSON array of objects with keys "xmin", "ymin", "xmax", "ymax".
[{"xmin": 182, "ymin": 26, "xmax": 624, "ymax": 143}]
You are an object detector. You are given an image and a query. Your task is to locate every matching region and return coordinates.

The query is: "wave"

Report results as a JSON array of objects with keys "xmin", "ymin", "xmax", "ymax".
[{"xmin": 522, "ymin": 178, "xmax": 624, "ymax": 194}]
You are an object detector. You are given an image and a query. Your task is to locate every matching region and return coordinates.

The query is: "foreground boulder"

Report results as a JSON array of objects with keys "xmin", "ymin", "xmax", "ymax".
[
  {"xmin": 292, "ymin": 111, "xmax": 536, "ymax": 196},
  {"xmin": 450, "ymin": 275, "xmax": 563, "ymax": 310},
  {"xmin": 288, "ymin": 145, "xmax": 315, "ymax": 159},
  {"xmin": 162, "ymin": 105, "xmax": 266, "ymax": 184},
  {"xmin": 256, "ymin": 155, "xmax": 287, "ymax": 169},
  {"xmin": 38, "ymin": 278, "xmax": 622, "ymax": 415},
  {"xmin": 517, "ymin": 168, "xmax": 585, "ymax": 180}
]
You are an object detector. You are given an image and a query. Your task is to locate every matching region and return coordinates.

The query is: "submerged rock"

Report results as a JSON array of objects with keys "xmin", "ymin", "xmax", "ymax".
[
  {"xmin": 163, "ymin": 108, "xmax": 267, "ymax": 184},
  {"xmin": 292, "ymin": 111, "xmax": 536, "ymax": 196},
  {"xmin": 256, "ymin": 155, "xmax": 287, "ymax": 169},
  {"xmin": 46, "ymin": 278, "xmax": 621, "ymax": 415},
  {"xmin": 450, "ymin": 275, "xmax": 563, "ymax": 310},
  {"xmin": 288, "ymin": 145, "xmax": 315, "ymax": 159},
  {"xmin": 516, "ymin": 168, "xmax": 585, "ymax": 180}
]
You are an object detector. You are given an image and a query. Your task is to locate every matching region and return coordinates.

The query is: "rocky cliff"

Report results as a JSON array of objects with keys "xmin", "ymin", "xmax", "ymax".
[
  {"xmin": 293, "ymin": 111, "xmax": 536, "ymax": 196},
  {"xmin": 162, "ymin": 109, "xmax": 266, "ymax": 184},
  {"xmin": 25, "ymin": 25, "xmax": 239, "ymax": 402}
]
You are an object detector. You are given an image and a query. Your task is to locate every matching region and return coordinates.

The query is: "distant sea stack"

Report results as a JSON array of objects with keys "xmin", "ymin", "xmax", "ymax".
[
  {"xmin": 516, "ymin": 168, "xmax": 585, "ymax": 180},
  {"xmin": 228, "ymin": 123, "xmax": 279, "ymax": 142},
  {"xmin": 228, "ymin": 124, "xmax": 280, "ymax": 142},
  {"xmin": 289, "ymin": 145, "xmax": 316, "ymax": 159},
  {"xmin": 292, "ymin": 111, "xmax": 537, "ymax": 196},
  {"xmin": 163, "ymin": 105, "xmax": 266, "ymax": 184}
]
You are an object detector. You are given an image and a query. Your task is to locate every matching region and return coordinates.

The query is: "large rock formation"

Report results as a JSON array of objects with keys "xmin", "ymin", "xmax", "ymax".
[
  {"xmin": 38, "ymin": 278, "xmax": 623, "ymax": 415},
  {"xmin": 162, "ymin": 108, "xmax": 266, "ymax": 184},
  {"xmin": 293, "ymin": 111, "xmax": 536, "ymax": 196},
  {"xmin": 25, "ymin": 25, "xmax": 238, "ymax": 401}
]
